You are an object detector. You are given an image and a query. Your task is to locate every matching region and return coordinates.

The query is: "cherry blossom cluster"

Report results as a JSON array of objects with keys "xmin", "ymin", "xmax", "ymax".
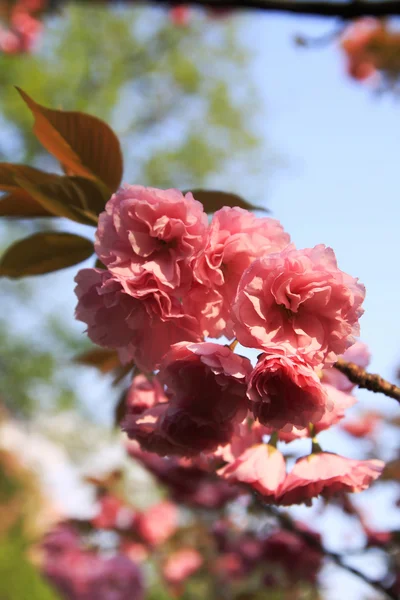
[
  {"xmin": 0, "ymin": 0, "xmax": 44, "ymax": 54},
  {"xmin": 40, "ymin": 482, "xmax": 324, "ymax": 599},
  {"xmin": 41, "ymin": 523, "xmax": 144, "ymax": 600},
  {"xmin": 340, "ymin": 18, "xmax": 400, "ymax": 85},
  {"xmin": 75, "ymin": 185, "xmax": 384, "ymax": 506}
]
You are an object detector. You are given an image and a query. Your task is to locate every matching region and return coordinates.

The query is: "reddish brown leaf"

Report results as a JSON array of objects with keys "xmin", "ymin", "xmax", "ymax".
[
  {"xmin": 114, "ymin": 389, "xmax": 128, "ymax": 427},
  {"xmin": 95, "ymin": 258, "xmax": 107, "ymax": 269},
  {"xmin": 112, "ymin": 363, "xmax": 135, "ymax": 386},
  {"xmin": 17, "ymin": 88, "xmax": 123, "ymax": 193},
  {"xmin": 0, "ymin": 232, "xmax": 94, "ymax": 278},
  {"xmin": 0, "ymin": 163, "xmax": 57, "ymax": 192},
  {"xmin": 0, "ymin": 189, "xmax": 52, "ymax": 218},
  {"xmin": 74, "ymin": 348, "xmax": 120, "ymax": 373},
  {"xmin": 381, "ymin": 459, "xmax": 400, "ymax": 481},
  {"xmin": 16, "ymin": 174, "xmax": 101, "ymax": 225},
  {"xmin": 187, "ymin": 189, "xmax": 268, "ymax": 214}
]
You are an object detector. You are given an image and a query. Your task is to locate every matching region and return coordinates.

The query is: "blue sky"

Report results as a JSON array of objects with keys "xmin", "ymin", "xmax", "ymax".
[
  {"xmin": 247, "ymin": 13, "xmax": 400, "ymax": 398},
  {"xmin": 243, "ymin": 14, "xmax": 400, "ymax": 598}
]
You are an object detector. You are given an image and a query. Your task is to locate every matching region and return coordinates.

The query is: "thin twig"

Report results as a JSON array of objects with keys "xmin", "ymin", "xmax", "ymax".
[
  {"xmin": 262, "ymin": 503, "xmax": 396, "ymax": 600},
  {"xmin": 334, "ymin": 358, "xmax": 400, "ymax": 403},
  {"xmin": 62, "ymin": 0, "xmax": 400, "ymax": 20},
  {"xmin": 294, "ymin": 24, "xmax": 346, "ymax": 48}
]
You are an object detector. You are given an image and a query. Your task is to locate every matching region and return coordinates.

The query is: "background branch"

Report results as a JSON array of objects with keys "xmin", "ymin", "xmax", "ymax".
[
  {"xmin": 261, "ymin": 502, "xmax": 396, "ymax": 600},
  {"xmin": 64, "ymin": 0, "xmax": 400, "ymax": 19}
]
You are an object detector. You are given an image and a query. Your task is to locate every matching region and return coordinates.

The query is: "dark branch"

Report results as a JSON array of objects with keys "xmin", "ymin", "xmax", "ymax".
[
  {"xmin": 334, "ymin": 358, "xmax": 400, "ymax": 403},
  {"xmin": 263, "ymin": 504, "xmax": 397, "ymax": 600},
  {"xmin": 68, "ymin": 0, "xmax": 400, "ymax": 19}
]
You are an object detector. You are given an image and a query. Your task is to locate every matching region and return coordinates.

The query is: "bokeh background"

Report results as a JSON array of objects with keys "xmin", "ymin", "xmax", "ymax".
[{"xmin": 1, "ymin": 2, "xmax": 400, "ymax": 599}]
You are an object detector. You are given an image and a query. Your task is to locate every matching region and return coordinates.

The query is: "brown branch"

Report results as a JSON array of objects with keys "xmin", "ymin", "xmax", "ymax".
[
  {"xmin": 334, "ymin": 358, "xmax": 400, "ymax": 403},
  {"xmin": 63, "ymin": 0, "xmax": 400, "ymax": 19},
  {"xmin": 262, "ymin": 503, "xmax": 397, "ymax": 600}
]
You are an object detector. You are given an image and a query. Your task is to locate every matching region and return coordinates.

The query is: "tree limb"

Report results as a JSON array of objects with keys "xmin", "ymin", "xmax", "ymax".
[
  {"xmin": 65, "ymin": 0, "xmax": 400, "ymax": 20},
  {"xmin": 334, "ymin": 358, "xmax": 400, "ymax": 403}
]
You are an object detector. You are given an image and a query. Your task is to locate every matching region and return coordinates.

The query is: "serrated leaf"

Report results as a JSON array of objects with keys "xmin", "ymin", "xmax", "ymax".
[
  {"xmin": 74, "ymin": 348, "xmax": 120, "ymax": 373},
  {"xmin": 16, "ymin": 174, "xmax": 101, "ymax": 225},
  {"xmin": 0, "ymin": 232, "xmax": 94, "ymax": 278},
  {"xmin": 187, "ymin": 189, "xmax": 268, "ymax": 214},
  {"xmin": 16, "ymin": 88, "xmax": 123, "ymax": 193}
]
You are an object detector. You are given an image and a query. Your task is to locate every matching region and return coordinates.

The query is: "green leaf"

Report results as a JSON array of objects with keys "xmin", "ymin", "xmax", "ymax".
[
  {"xmin": 187, "ymin": 189, "xmax": 268, "ymax": 214},
  {"xmin": 0, "ymin": 232, "xmax": 94, "ymax": 278},
  {"xmin": 0, "ymin": 531, "xmax": 61, "ymax": 600},
  {"xmin": 16, "ymin": 88, "xmax": 123, "ymax": 193}
]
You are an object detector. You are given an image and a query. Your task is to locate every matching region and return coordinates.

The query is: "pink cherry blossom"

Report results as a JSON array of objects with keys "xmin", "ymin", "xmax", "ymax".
[
  {"xmin": 233, "ymin": 245, "xmax": 365, "ymax": 367},
  {"xmin": 92, "ymin": 555, "xmax": 144, "ymax": 600},
  {"xmin": 41, "ymin": 524, "xmax": 80, "ymax": 555},
  {"xmin": 159, "ymin": 405, "xmax": 237, "ymax": 456},
  {"xmin": 262, "ymin": 528, "xmax": 322, "ymax": 584},
  {"xmin": 278, "ymin": 452, "xmax": 384, "ymax": 506},
  {"xmin": 124, "ymin": 403, "xmax": 233, "ymax": 457},
  {"xmin": 247, "ymin": 351, "xmax": 330, "ymax": 431},
  {"xmin": 340, "ymin": 19, "xmax": 381, "ymax": 82},
  {"xmin": 162, "ymin": 548, "xmax": 203, "ymax": 584},
  {"xmin": 127, "ymin": 442, "xmax": 237, "ymax": 508},
  {"xmin": 95, "ymin": 185, "xmax": 207, "ymax": 293},
  {"xmin": 74, "ymin": 269, "xmax": 201, "ymax": 372},
  {"xmin": 182, "ymin": 283, "xmax": 226, "ymax": 338},
  {"xmin": 169, "ymin": 5, "xmax": 191, "ymax": 26},
  {"xmin": 125, "ymin": 374, "xmax": 167, "ymax": 415},
  {"xmin": 122, "ymin": 405, "xmax": 180, "ymax": 456},
  {"xmin": 341, "ymin": 411, "xmax": 381, "ymax": 438},
  {"xmin": 136, "ymin": 501, "xmax": 178, "ymax": 547},
  {"xmin": 218, "ymin": 444, "xmax": 286, "ymax": 501},
  {"xmin": 262, "ymin": 384, "xmax": 357, "ymax": 442},
  {"xmin": 321, "ymin": 340, "xmax": 371, "ymax": 392},
  {"xmin": 43, "ymin": 530, "xmax": 144, "ymax": 600},
  {"xmin": 192, "ymin": 207, "xmax": 289, "ymax": 337},
  {"xmin": 216, "ymin": 420, "xmax": 268, "ymax": 464},
  {"xmin": 92, "ymin": 495, "xmax": 135, "ymax": 531},
  {"xmin": 159, "ymin": 342, "xmax": 252, "ymax": 425},
  {"xmin": 126, "ymin": 342, "xmax": 252, "ymax": 456}
]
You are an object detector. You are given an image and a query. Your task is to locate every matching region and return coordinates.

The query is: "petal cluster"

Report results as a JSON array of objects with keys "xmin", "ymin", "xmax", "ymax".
[
  {"xmin": 233, "ymin": 244, "xmax": 365, "ymax": 367},
  {"xmin": 74, "ymin": 184, "xmax": 382, "ymax": 508}
]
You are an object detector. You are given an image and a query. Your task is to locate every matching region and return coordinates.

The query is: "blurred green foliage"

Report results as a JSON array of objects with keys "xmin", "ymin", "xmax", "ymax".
[
  {"xmin": 0, "ymin": 3, "xmax": 260, "ymax": 189},
  {"xmin": 0, "ymin": 529, "xmax": 60, "ymax": 600},
  {"xmin": 0, "ymin": 3, "xmax": 268, "ymax": 418}
]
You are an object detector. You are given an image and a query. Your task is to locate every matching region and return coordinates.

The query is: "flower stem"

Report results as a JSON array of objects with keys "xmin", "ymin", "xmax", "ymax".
[
  {"xmin": 268, "ymin": 431, "xmax": 278, "ymax": 448},
  {"xmin": 228, "ymin": 338, "xmax": 238, "ymax": 351}
]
